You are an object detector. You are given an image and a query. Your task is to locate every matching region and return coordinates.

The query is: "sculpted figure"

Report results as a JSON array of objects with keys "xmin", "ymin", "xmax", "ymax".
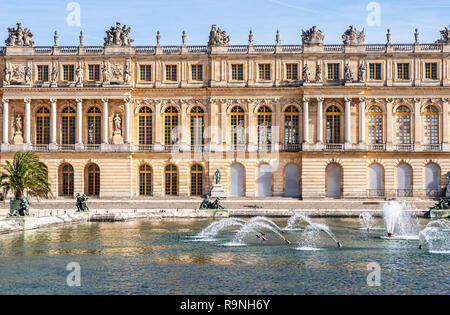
[
  {"xmin": 3, "ymin": 67, "xmax": 11, "ymax": 84},
  {"xmin": 51, "ymin": 67, "xmax": 58, "ymax": 84},
  {"xmin": 14, "ymin": 115, "xmax": 22, "ymax": 135},
  {"xmin": 124, "ymin": 64, "xmax": 130, "ymax": 83},
  {"xmin": 302, "ymin": 64, "xmax": 310, "ymax": 83},
  {"xmin": 102, "ymin": 65, "xmax": 110, "ymax": 83},
  {"xmin": 344, "ymin": 63, "xmax": 353, "ymax": 82},
  {"xmin": 24, "ymin": 66, "xmax": 31, "ymax": 84},
  {"xmin": 436, "ymin": 26, "xmax": 450, "ymax": 43},
  {"xmin": 301, "ymin": 26, "xmax": 324, "ymax": 45},
  {"xmin": 342, "ymin": 25, "xmax": 365, "ymax": 45},
  {"xmin": 5, "ymin": 23, "xmax": 34, "ymax": 47},
  {"xmin": 76, "ymin": 66, "xmax": 83, "ymax": 85},
  {"xmin": 315, "ymin": 64, "xmax": 322, "ymax": 82},
  {"xmin": 104, "ymin": 22, "xmax": 133, "ymax": 46},
  {"xmin": 208, "ymin": 24, "xmax": 230, "ymax": 46},
  {"xmin": 114, "ymin": 113, "xmax": 122, "ymax": 135},
  {"xmin": 358, "ymin": 63, "xmax": 366, "ymax": 82}
]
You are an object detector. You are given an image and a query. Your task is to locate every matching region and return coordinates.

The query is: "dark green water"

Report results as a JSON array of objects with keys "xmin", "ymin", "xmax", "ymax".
[{"xmin": 0, "ymin": 217, "xmax": 448, "ymax": 294}]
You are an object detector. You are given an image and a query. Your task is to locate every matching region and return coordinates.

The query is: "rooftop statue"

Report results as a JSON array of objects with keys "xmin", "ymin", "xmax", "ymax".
[
  {"xmin": 6, "ymin": 23, "xmax": 34, "ymax": 47},
  {"xmin": 301, "ymin": 26, "xmax": 324, "ymax": 45},
  {"xmin": 104, "ymin": 22, "xmax": 134, "ymax": 46},
  {"xmin": 436, "ymin": 26, "xmax": 450, "ymax": 43},
  {"xmin": 342, "ymin": 25, "xmax": 365, "ymax": 45},
  {"xmin": 208, "ymin": 24, "xmax": 230, "ymax": 46}
]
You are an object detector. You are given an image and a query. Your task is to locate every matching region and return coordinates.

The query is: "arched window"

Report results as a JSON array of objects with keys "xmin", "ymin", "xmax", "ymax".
[
  {"xmin": 368, "ymin": 163, "xmax": 384, "ymax": 197},
  {"xmin": 61, "ymin": 164, "xmax": 74, "ymax": 196},
  {"xmin": 231, "ymin": 106, "xmax": 245, "ymax": 146},
  {"xmin": 326, "ymin": 106, "xmax": 341, "ymax": 144},
  {"xmin": 423, "ymin": 105, "xmax": 439, "ymax": 145},
  {"xmin": 138, "ymin": 107, "xmax": 152, "ymax": 145},
  {"xmin": 367, "ymin": 106, "xmax": 383, "ymax": 144},
  {"xmin": 164, "ymin": 107, "xmax": 178, "ymax": 146},
  {"xmin": 165, "ymin": 164, "xmax": 178, "ymax": 196},
  {"xmin": 87, "ymin": 164, "xmax": 100, "ymax": 196},
  {"xmin": 139, "ymin": 164, "xmax": 152, "ymax": 196},
  {"xmin": 425, "ymin": 163, "xmax": 440, "ymax": 197},
  {"xmin": 284, "ymin": 106, "xmax": 299, "ymax": 145},
  {"xmin": 257, "ymin": 106, "xmax": 272, "ymax": 148},
  {"xmin": 190, "ymin": 164, "xmax": 203, "ymax": 196},
  {"xmin": 395, "ymin": 106, "xmax": 411, "ymax": 145},
  {"xmin": 190, "ymin": 106, "xmax": 204, "ymax": 147},
  {"xmin": 397, "ymin": 163, "xmax": 412, "ymax": 197},
  {"xmin": 61, "ymin": 107, "xmax": 76, "ymax": 145},
  {"xmin": 36, "ymin": 107, "xmax": 50, "ymax": 144},
  {"xmin": 87, "ymin": 107, "xmax": 101, "ymax": 145}
]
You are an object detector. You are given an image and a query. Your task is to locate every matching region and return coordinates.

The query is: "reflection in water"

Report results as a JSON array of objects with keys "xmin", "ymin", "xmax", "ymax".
[{"xmin": 0, "ymin": 217, "xmax": 448, "ymax": 295}]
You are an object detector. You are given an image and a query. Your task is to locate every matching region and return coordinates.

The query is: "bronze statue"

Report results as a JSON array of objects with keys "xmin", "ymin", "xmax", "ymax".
[
  {"xmin": 8, "ymin": 196, "xmax": 29, "ymax": 217},
  {"xmin": 76, "ymin": 193, "xmax": 89, "ymax": 212},
  {"xmin": 215, "ymin": 169, "xmax": 221, "ymax": 185},
  {"xmin": 199, "ymin": 195, "xmax": 225, "ymax": 210}
]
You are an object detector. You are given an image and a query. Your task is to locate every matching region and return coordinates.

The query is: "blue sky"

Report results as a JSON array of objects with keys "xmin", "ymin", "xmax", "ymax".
[{"xmin": 0, "ymin": 0, "xmax": 448, "ymax": 46}]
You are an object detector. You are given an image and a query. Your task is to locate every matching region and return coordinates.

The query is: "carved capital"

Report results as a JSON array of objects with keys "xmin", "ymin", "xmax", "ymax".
[
  {"xmin": 124, "ymin": 97, "xmax": 131, "ymax": 104},
  {"xmin": 358, "ymin": 97, "xmax": 366, "ymax": 103},
  {"xmin": 24, "ymin": 98, "xmax": 31, "ymax": 105},
  {"xmin": 302, "ymin": 97, "xmax": 310, "ymax": 103},
  {"xmin": 49, "ymin": 98, "xmax": 57, "ymax": 104},
  {"xmin": 101, "ymin": 98, "xmax": 109, "ymax": 104},
  {"xmin": 316, "ymin": 97, "xmax": 324, "ymax": 102},
  {"xmin": 75, "ymin": 98, "xmax": 83, "ymax": 104},
  {"xmin": 344, "ymin": 97, "xmax": 352, "ymax": 102},
  {"xmin": 2, "ymin": 98, "xmax": 9, "ymax": 105}
]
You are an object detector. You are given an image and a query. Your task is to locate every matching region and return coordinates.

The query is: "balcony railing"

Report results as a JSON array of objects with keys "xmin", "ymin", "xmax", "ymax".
[
  {"xmin": 135, "ymin": 144, "xmax": 153, "ymax": 152},
  {"xmin": 394, "ymin": 144, "xmax": 414, "ymax": 151},
  {"xmin": 367, "ymin": 144, "xmax": 386, "ymax": 151},
  {"xmin": 230, "ymin": 144, "xmax": 246, "ymax": 152},
  {"xmin": 84, "ymin": 144, "xmax": 101, "ymax": 151},
  {"xmin": 31, "ymin": 144, "xmax": 49, "ymax": 152},
  {"xmin": 58, "ymin": 144, "xmax": 75, "ymax": 151},
  {"xmin": 164, "ymin": 144, "xmax": 180, "ymax": 152},
  {"xmin": 367, "ymin": 189, "xmax": 385, "ymax": 198},
  {"xmin": 324, "ymin": 143, "xmax": 344, "ymax": 151},
  {"xmin": 258, "ymin": 144, "xmax": 272, "ymax": 152},
  {"xmin": 423, "ymin": 144, "xmax": 442, "ymax": 151},
  {"xmin": 190, "ymin": 144, "xmax": 204, "ymax": 152},
  {"xmin": 282, "ymin": 143, "xmax": 302, "ymax": 152},
  {"xmin": 397, "ymin": 189, "xmax": 413, "ymax": 197}
]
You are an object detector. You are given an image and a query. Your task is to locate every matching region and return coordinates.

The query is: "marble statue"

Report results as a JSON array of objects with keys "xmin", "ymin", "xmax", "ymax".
[
  {"xmin": 208, "ymin": 24, "xmax": 230, "ymax": 46},
  {"xmin": 114, "ymin": 113, "xmax": 122, "ymax": 135},
  {"xmin": 76, "ymin": 66, "xmax": 83, "ymax": 85},
  {"xmin": 344, "ymin": 63, "xmax": 353, "ymax": 82},
  {"xmin": 3, "ymin": 67, "xmax": 11, "ymax": 84},
  {"xmin": 51, "ymin": 67, "xmax": 58, "ymax": 85},
  {"xmin": 436, "ymin": 26, "xmax": 450, "ymax": 43},
  {"xmin": 102, "ymin": 65, "xmax": 110, "ymax": 83},
  {"xmin": 301, "ymin": 26, "xmax": 324, "ymax": 45},
  {"xmin": 123, "ymin": 64, "xmax": 130, "ymax": 83},
  {"xmin": 302, "ymin": 64, "xmax": 310, "ymax": 83},
  {"xmin": 342, "ymin": 25, "xmax": 365, "ymax": 45},
  {"xmin": 358, "ymin": 63, "xmax": 366, "ymax": 82},
  {"xmin": 14, "ymin": 115, "xmax": 22, "ymax": 135},
  {"xmin": 24, "ymin": 66, "xmax": 31, "ymax": 84},
  {"xmin": 315, "ymin": 64, "xmax": 322, "ymax": 82},
  {"xmin": 6, "ymin": 23, "xmax": 34, "ymax": 47},
  {"xmin": 104, "ymin": 22, "xmax": 134, "ymax": 46}
]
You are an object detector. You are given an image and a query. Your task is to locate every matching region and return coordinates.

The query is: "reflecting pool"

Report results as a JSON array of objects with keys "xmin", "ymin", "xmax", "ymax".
[{"xmin": 0, "ymin": 217, "xmax": 448, "ymax": 294}]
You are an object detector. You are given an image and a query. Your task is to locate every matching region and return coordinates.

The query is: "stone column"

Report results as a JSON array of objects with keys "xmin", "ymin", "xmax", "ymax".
[
  {"xmin": 2, "ymin": 98, "xmax": 9, "ymax": 144},
  {"xmin": 102, "ymin": 98, "xmax": 109, "ymax": 144},
  {"xmin": 344, "ymin": 97, "xmax": 351, "ymax": 144},
  {"xmin": 316, "ymin": 97, "xmax": 324, "ymax": 144},
  {"xmin": 358, "ymin": 97, "xmax": 366, "ymax": 144},
  {"xmin": 124, "ymin": 97, "xmax": 131, "ymax": 144},
  {"xmin": 50, "ymin": 99, "xmax": 57, "ymax": 144},
  {"xmin": 24, "ymin": 98, "xmax": 31, "ymax": 144},
  {"xmin": 302, "ymin": 97, "xmax": 309, "ymax": 143},
  {"xmin": 76, "ymin": 98, "xmax": 83, "ymax": 145}
]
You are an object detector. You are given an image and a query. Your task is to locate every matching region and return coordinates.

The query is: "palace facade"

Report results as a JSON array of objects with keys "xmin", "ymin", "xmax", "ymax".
[{"xmin": 1, "ymin": 23, "xmax": 450, "ymax": 200}]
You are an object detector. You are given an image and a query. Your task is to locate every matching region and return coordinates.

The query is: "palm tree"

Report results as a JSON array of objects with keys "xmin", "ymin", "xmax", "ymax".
[{"xmin": 0, "ymin": 152, "xmax": 52, "ymax": 209}]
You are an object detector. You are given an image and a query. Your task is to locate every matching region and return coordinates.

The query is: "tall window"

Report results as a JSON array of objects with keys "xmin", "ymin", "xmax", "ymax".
[
  {"xmin": 191, "ymin": 64, "xmax": 203, "ymax": 81},
  {"xmin": 425, "ymin": 63, "xmax": 437, "ymax": 80},
  {"xmin": 369, "ymin": 63, "xmax": 381, "ymax": 80},
  {"xmin": 87, "ymin": 107, "xmax": 101, "ymax": 144},
  {"xmin": 257, "ymin": 106, "xmax": 272, "ymax": 146},
  {"xmin": 62, "ymin": 164, "xmax": 74, "ymax": 196},
  {"xmin": 284, "ymin": 106, "xmax": 299, "ymax": 144},
  {"xmin": 165, "ymin": 164, "xmax": 178, "ymax": 196},
  {"xmin": 37, "ymin": 65, "xmax": 49, "ymax": 82},
  {"xmin": 190, "ymin": 106, "xmax": 204, "ymax": 146},
  {"xmin": 423, "ymin": 105, "xmax": 439, "ymax": 144},
  {"xmin": 326, "ymin": 106, "xmax": 341, "ymax": 144},
  {"xmin": 285, "ymin": 63, "xmax": 298, "ymax": 80},
  {"xmin": 61, "ymin": 106, "xmax": 76, "ymax": 145},
  {"xmin": 165, "ymin": 65, "xmax": 177, "ymax": 81},
  {"xmin": 367, "ymin": 106, "xmax": 383, "ymax": 144},
  {"xmin": 164, "ymin": 107, "xmax": 178, "ymax": 145},
  {"xmin": 140, "ymin": 65, "xmax": 152, "ymax": 81},
  {"xmin": 63, "ymin": 65, "xmax": 75, "ymax": 81},
  {"xmin": 327, "ymin": 63, "xmax": 339, "ymax": 80},
  {"xmin": 231, "ymin": 106, "xmax": 245, "ymax": 146},
  {"xmin": 36, "ymin": 107, "xmax": 50, "ymax": 144},
  {"xmin": 87, "ymin": 164, "xmax": 100, "ymax": 196},
  {"xmin": 139, "ymin": 164, "xmax": 152, "ymax": 196},
  {"xmin": 138, "ymin": 107, "xmax": 152, "ymax": 145},
  {"xmin": 191, "ymin": 164, "xmax": 203, "ymax": 196},
  {"xmin": 88, "ymin": 65, "xmax": 100, "ymax": 81},
  {"xmin": 395, "ymin": 106, "xmax": 411, "ymax": 144},
  {"xmin": 231, "ymin": 64, "xmax": 244, "ymax": 81},
  {"xmin": 397, "ymin": 63, "xmax": 409, "ymax": 80},
  {"xmin": 258, "ymin": 64, "xmax": 271, "ymax": 80}
]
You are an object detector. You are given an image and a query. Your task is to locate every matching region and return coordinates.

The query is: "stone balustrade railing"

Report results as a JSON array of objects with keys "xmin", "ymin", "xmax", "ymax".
[{"xmin": 0, "ymin": 43, "xmax": 445, "ymax": 56}]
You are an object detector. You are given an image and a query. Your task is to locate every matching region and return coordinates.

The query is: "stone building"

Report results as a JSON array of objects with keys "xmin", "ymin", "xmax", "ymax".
[{"xmin": 1, "ymin": 23, "xmax": 450, "ymax": 200}]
